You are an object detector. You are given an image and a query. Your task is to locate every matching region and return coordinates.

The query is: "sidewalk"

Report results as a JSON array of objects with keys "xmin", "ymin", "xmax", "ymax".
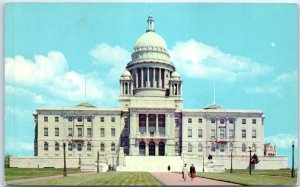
[
  {"xmin": 151, "ymin": 172, "xmax": 240, "ymax": 186},
  {"xmin": 5, "ymin": 172, "xmax": 95, "ymax": 185}
]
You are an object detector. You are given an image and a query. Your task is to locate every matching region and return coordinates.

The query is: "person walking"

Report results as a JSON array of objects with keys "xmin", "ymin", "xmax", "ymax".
[
  {"xmin": 182, "ymin": 163, "xmax": 188, "ymax": 181},
  {"xmin": 167, "ymin": 165, "xmax": 171, "ymax": 173},
  {"xmin": 190, "ymin": 164, "xmax": 196, "ymax": 181}
]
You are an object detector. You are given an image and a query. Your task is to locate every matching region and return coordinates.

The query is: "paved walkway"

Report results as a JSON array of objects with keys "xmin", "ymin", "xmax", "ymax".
[
  {"xmin": 151, "ymin": 172, "xmax": 240, "ymax": 186},
  {"xmin": 5, "ymin": 172, "xmax": 95, "ymax": 185}
]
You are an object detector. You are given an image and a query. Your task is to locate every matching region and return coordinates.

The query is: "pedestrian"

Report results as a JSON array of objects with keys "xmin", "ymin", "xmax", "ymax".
[
  {"xmin": 190, "ymin": 164, "xmax": 196, "ymax": 181},
  {"xmin": 167, "ymin": 165, "xmax": 171, "ymax": 173},
  {"xmin": 182, "ymin": 163, "xmax": 188, "ymax": 181}
]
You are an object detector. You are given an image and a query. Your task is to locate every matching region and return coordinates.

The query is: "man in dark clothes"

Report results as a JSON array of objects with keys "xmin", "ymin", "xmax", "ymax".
[{"xmin": 190, "ymin": 164, "xmax": 196, "ymax": 181}]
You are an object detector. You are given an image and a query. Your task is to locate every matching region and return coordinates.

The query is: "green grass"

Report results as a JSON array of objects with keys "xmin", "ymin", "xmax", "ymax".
[
  {"xmin": 17, "ymin": 172, "xmax": 163, "ymax": 186},
  {"xmin": 197, "ymin": 169, "xmax": 298, "ymax": 186},
  {"xmin": 5, "ymin": 168, "xmax": 80, "ymax": 181}
]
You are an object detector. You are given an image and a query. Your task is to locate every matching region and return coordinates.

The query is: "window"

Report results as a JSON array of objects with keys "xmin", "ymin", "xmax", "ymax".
[
  {"xmin": 252, "ymin": 144, "xmax": 256, "ymax": 152},
  {"xmin": 198, "ymin": 129, "xmax": 203, "ymax": 138},
  {"xmin": 111, "ymin": 117, "xmax": 115, "ymax": 122},
  {"xmin": 220, "ymin": 119, "xmax": 225, "ymax": 124},
  {"xmin": 111, "ymin": 128, "xmax": 116, "ymax": 137},
  {"xmin": 68, "ymin": 128, "xmax": 73, "ymax": 136},
  {"xmin": 77, "ymin": 144, "xmax": 82, "ymax": 151},
  {"xmin": 210, "ymin": 129, "xmax": 216, "ymax": 138},
  {"xmin": 229, "ymin": 129, "xmax": 234, "ymax": 138},
  {"xmin": 242, "ymin": 119, "xmax": 246, "ymax": 124},
  {"xmin": 211, "ymin": 143, "xmax": 216, "ymax": 152},
  {"xmin": 68, "ymin": 142, "xmax": 72, "ymax": 151},
  {"xmin": 198, "ymin": 144, "xmax": 202, "ymax": 152},
  {"xmin": 87, "ymin": 117, "xmax": 92, "ymax": 122},
  {"xmin": 44, "ymin": 142, "xmax": 48, "ymax": 151},
  {"xmin": 44, "ymin": 116, "xmax": 48, "ymax": 122},
  {"xmin": 100, "ymin": 117, "xmax": 105, "ymax": 122},
  {"xmin": 78, "ymin": 128, "xmax": 83, "ymax": 137},
  {"xmin": 68, "ymin": 117, "xmax": 73, "ymax": 122},
  {"xmin": 198, "ymin": 118, "xmax": 202, "ymax": 123},
  {"xmin": 229, "ymin": 143, "xmax": 233, "ymax": 152},
  {"xmin": 55, "ymin": 142, "xmax": 59, "ymax": 151},
  {"xmin": 252, "ymin": 119, "xmax": 256, "ymax": 124},
  {"xmin": 111, "ymin": 143, "xmax": 115, "ymax": 151},
  {"xmin": 211, "ymin": 118, "xmax": 216, "ymax": 124},
  {"xmin": 220, "ymin": 144, "xmax": 225, "ymax": 152},
  {"xmin": 252, "ymin": 130, "xmax": 256, "ymax": 138},
  {"xmin": 87, "ymin": 128, "xmax": 92, "ymax": 137},
  {"xmin": 242, "ymin": 143, "xmax": 246, "ymax": 152},
  {"xmin": 242, "ymin": 130, "xmax": 246, "ymax": 138},
  {"xmin": 188, "ymin": 129, "xmax": 192, "ymax": 138},
  {"xmin": 44, "ymin": 128, "xmax": 48, "ymax": 136},
  {"xmin": 220, "ymin": 128, "xmax": 225, "ymax": 138},
  {"xmin": 78, "ymin": 117, "xmax": 83, "ymax": 122},
  {"xmin": 55, "ymin": 128, "xmax": 59, "ymax": 136},
  {"xmin": 100, "ymin": 128, "xmax": 105, "ymax": 137},
  {"xmin": 100, "ymin": 143, "xmax": 105, "ymax": 151},
  {"xmin": 87, "ymin": 143, "xmax": 91, "ymax": 151},
  {"xmin": 229, "ymin": 118, "xmax": 234, "ymax": 124},
  {"xmin": 55, "ymin": 117, "xmax": 59, "ymax": 122},
  {"xmin": 188, "ymin": 118, "xmax": 192, "ymax": 123},
  {"xmin": 188, "ymin": 143, "xmax": 192, "ymax": 152}
]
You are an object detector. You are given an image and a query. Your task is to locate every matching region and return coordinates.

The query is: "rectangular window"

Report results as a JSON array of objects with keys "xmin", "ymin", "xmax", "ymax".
[
  {"xmin": 78, "ymin": 117, "xmax": 83, "ymax": 122},
  {"xmin": 252, "ymin": 130, "xmax": 256, "ymax": 138},
  {"xmin": 77, "ymin": 144, "xmax": 82, "ymax": 151},
  {"xmin": 44, "ymin": 128, "xmax": 48, "ymax": 136},
  {"xmin": 55, "ymin": 117, "xmax": 59, "ymax": 122},
  {"xmin": 68, "ymin": 117, "xmax": 73, "ymax": 122},
  {"xmin": 100, "ymin": 128, "xmax": 105, "ymax": 137},
  {"xmin": 100, "ymin": 117, "xmax": 105, "ymax": 122},
  {"xmin": 44, "ymin": 116, "xmax": 48, "ymax": 122},
  {"xmin": 220, "ymin": 128, "xmax": 225, "ymax": 139},
  {"xmin": 211, "ymin": 129, "xmax": 216, "ymax": 138},
  {"xmin": 55, "ymin": 128, "xmax": 59, "ymax": 136},
  {"xmin": 229, "ymin": 129, "xmax": 234, "ymax": 138},
  {"xmin": 87, "ymin": 117, "xmax": 92, "ymax": 122},
  {"xmin": 242, "ymin": 130, "xmax": 246, "ymax": 138},
  {"xmin": 220, "ymin": 144, "xmax": 225, "ymax": 152},
  {"xmin": 111, "ymin": 117, "xmax": 115, "ymax": 122},
  {"xmin": 78, "ymin": 128, "xmax": 83, "ymax": 137},
  {"xmin": 55, "ymin": 143, "xmax": 59, "ymax": 151},
  {"xmin": 68, "ymin": 128, "xmax": 73, "ymax": 136},
  {"xmin": 198, "ymin": 129, "xmax": 203, "ymax": 138},
  {"xmin": 198, "ymin": 118, "xmax": 202, "ymax": 123},
  {"xmin": 100, "ymin": 143, "xmax": 105, "ymax": 151},
  {"xmin": 252, "ymin": 119, "xmax": 256, "ymax": 124},
  {"xmin": 87, "ymin": 128, "xmax": 92, "ymax": 137},
  {"xmin": 242, "ymin": 119, "xmax": 246, "ymax": 124},
  {"xmin": 188, "ymin": 129, "xmax": 192, "ymax": 138},
  {"xmin": 68, "ymin": 143, "xmax": 72, "ymax": 151},
  {"xmin": 211, "ymin": 118, "xmax": 216, "ymax": 124},
  {"xmin": 188, "ymin": 118, "xmax": 192, "ymax": 123},
  {"xmin": 229, "ymin": 118, "xmax": 234, "ymax": 124},
  {"xmin": 111, "ymin": 128, "xmax": 116, "ymax": 137},
  {"xmin": 87, "ymin": 144, "xmax": 91, "ymax": 151},
  {"xmin": 220, "ymin": 119, "xmax": 225, "ymax": 124}
]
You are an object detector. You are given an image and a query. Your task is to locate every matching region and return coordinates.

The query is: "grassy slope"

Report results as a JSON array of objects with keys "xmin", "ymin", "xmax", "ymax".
[
  {"xmin": 17, "ymin": 172, "xmax": 163, "ymax": 186},
  {"xmin": 5, "ymin": 168, "xmax": 80, "ymax": 181}
]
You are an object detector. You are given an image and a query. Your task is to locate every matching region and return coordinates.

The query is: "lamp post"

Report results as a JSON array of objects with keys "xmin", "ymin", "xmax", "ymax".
[
  {"xmin": 63, "ymin": 140, "xmax": 67, "ymax": 177},
  {"xmin": 97, "ymin": 151, "xmax": 100, "ymax": 173},
  {"xmin": 202, "ymin": 156, "xmax": 204, "ymax": 172},
  {"xmin": 230, "ymin": 151, "xmax": 233, "ymax": 173},
  {"xmin": 249, "ymin": 146, "xmax": 252, "ymax": 175},
  {"xmin": 291, "ymin": 141, "xmax": 295, "ymax": 178}
]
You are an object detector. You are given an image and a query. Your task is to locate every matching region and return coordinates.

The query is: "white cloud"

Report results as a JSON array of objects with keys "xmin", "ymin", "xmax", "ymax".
[
  {"xmin": 169, "ymin": 39, "xmax": 273, "ymax": 82},
  {"xmin": 265, "ymin": 133, "xmax": 297, "ymax": 149},
  {"xmin": 5, "ymin": 138, "xmax": 34, "ymax": 153}
]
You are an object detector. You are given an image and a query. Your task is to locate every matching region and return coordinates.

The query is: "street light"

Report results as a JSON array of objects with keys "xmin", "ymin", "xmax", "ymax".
[
  {"xmin": 97, "ymin": 151, "xmax": 100, "ymax": 173},
  {"xmin": 230, "ymin": 151, "xmax": 233, "ymax": 173},
  {"xmin": 202, "ymin": 156, "xmax": 204, "ymax": 172},
  {"xmin": 291, "ymin": 141, "xmax": 295, "ymax": 178},
  {"xmin": 63, "ymin": 140, "xmax": 67, "ymax": 177},
  {"xmin": 249, "ymin": 146, "xmax": 252, "ymax": 175}
]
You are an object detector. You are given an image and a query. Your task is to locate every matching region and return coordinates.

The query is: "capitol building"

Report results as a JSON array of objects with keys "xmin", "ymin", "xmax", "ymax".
[{"xmin": 11, "ymin": 16, "xmax": 287, "ymax": 171}]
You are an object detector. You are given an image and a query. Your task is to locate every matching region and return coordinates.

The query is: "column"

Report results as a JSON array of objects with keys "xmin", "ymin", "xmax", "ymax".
[
  {"xmin": 165, "ymin": 114, "xmax": 170, "ymax": 137},
  {"xmin": 146, "ymin": 114, "xmax": 149, "ymax": 136},
  {"xmin": 156, "ymin": 114, "xmax": 159, "ymax": 136},
  {"xmin": 158, "ymin": 68, "xmax": 161, "ymax": 88},
  {"xmin": 147, "ymin": 68, "xmax": 150, "ymax": 87},
  {"xmin": 163, "ymin": 69, "xmax": 166, "ymax": 88},
  {"xmin": 141, "ymin": 68, "xmax": 144, "ymax": 88},
  {"xmin": 130, "ymin": 82, "xmax": 133, "ymax": 95},
  {"xmin": 135, "ymin": 70, "xmax": 138, "ymax": 88},
  {"xmin": 153, "ymin": 68, "xmax": 156, "ymax": 88},
  {"xmin": 145, "ymin": 142, "xmax": 149, "ymax": 156},
  {"xmin": 155, "ymin": 142, "xmax": 159, "ymax": 156},
  {"xmin": 120, "ymin": 82, "xmax": 122, "ymax": 95}
]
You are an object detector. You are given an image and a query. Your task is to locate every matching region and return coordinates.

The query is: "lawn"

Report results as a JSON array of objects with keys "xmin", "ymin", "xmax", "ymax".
[
  {"xmin": 17, "ymin": 172, "xmax": 163, "ymax": 186},
  {"xmin": 197, "ymin": 169, "xmax": 298, "ymax": 186},
  {"xmin": 5, "ymin": 168, "xmax": 80, "ymax": 181}
]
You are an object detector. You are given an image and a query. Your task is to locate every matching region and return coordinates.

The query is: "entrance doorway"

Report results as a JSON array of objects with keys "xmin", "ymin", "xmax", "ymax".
[
  {"xmin": 149, "ymin": 142, "xmax": 155, "ymax": 156},
  {"xmin": 139, "ymin": 142, "xmax": 145, "ymax": 156},
  {"xmin": 159, "ymin": 142, "xmax": 165, "ymax": 156}
]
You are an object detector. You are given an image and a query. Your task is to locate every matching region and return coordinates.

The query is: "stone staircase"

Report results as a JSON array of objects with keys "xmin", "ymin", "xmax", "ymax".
[{"xmin": 80, "ymin": 162, "xmax": 108, "ymax": 172}]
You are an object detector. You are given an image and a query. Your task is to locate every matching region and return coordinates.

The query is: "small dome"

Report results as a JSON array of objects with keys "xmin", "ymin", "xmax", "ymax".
[
  {"xmin": 74, "ymin": 102, "xmax": 96, "ymax": 108},
  {"xmin": 121, "ymin": 69, "xmax": 131, "ymax": 77},
  {"xmin": 135, "ymin": 31, "xmax": 167, "ymax": 50},
  {"xmin": 171, "ymin": 71, "xmax": 180, "ymax": 78},
  {"xmin": 204, "ymin": 104, "xmax": 224, "ymax": 110}
]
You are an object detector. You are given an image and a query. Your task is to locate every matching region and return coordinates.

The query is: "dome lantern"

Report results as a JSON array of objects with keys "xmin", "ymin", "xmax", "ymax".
[{"xmin": 147, "ymin": 16, "xmax": 155, "ymax": 32}]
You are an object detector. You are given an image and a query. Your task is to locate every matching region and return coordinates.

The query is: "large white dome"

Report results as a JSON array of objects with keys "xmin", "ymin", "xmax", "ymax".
[{"xmin": 134, "ymin": 31, "xmax": 167, "ymax": 50}]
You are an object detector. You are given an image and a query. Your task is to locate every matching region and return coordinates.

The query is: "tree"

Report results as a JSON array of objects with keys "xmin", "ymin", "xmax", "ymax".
[{"xmin": 5, "ymin": 154, "xmax": 11, "ymax": 168}]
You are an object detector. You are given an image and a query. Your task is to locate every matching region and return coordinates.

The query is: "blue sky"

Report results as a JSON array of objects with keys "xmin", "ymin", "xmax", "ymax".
[{"xmin": 5, "ymin": 3, "xmax": 298, "ymax": 167}]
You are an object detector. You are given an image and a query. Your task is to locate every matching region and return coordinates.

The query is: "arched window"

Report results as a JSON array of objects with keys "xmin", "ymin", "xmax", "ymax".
[
  {"xmin": 55, "ymin": 142, "xmax": 59, "ymax": 151},
  {"xmin": 100, "ymin": 143, "xmax": 105, "ymax": 151},
  {"xmin": 87, "ymin": 142, "xmax": 92, "ymax": 151},
  {"xmin": 198, "ymin": 144, "xmax": 202, "ymax": 152},
  {"xmin": 252, "ymin": 143, "xmax": 256, "ymax": 152},
  {"xmin": 188, "ymin": 143, "xmax": 192, "ymax": 152},
  {"xmin": 68, "ymin": 142, "xmax": 72, "ymax": 151},
  {"xmin": 111, "ymin": 143, "xmax": 115, "ymax": 151},
  {"xmin": 242, "ymin": 143, "xmax": 246, "ymax": 152},
  {"xmin": 211, "ymin": 143, "xmax": 216, "ymax": 152},
  {"xmin": 44, "ymin": 142, "xmax": 48, "ymax": 151}
]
